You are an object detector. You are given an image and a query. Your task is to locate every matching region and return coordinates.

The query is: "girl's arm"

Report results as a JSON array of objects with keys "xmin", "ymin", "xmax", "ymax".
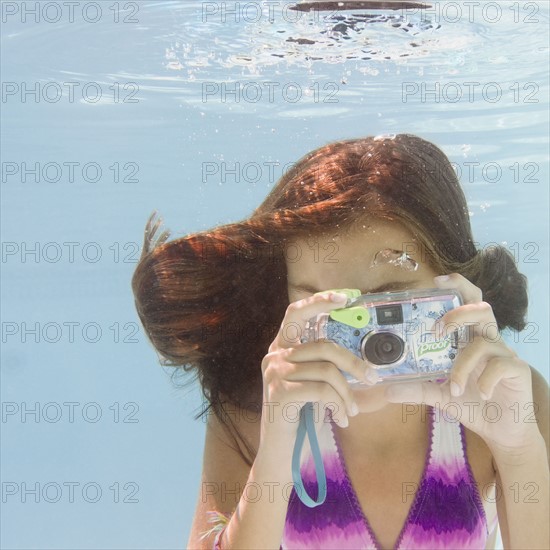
[
  {"xmin": 187, "ymin": 408, "xmax": 294, "ymax": 550},
  {"xmin": 189, "ymin": 290, "xmax": 371, "ymax": 549},
  {"xmin": 492, "ymin": 367, "xmax": 549, "ymax": 550},
  {"xmin": 215, "ymin": 443, "xmax": 294, "ymax": 549}
]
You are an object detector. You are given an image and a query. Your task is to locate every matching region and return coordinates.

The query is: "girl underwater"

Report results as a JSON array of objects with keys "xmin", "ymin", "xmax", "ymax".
[{"xmin": 132, "ymin": 134, "xmax": 549, "ymax": 549}]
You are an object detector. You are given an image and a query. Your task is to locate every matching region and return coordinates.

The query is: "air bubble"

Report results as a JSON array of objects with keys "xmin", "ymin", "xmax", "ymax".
[{"xmin": 371, "ymin": 248, "xmax": 419, "ymax": 272}]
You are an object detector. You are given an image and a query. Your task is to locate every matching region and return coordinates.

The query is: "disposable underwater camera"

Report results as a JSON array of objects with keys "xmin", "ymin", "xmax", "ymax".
[{"xmin": 301, "ymin": 288, "xmax": 466, "ymax": 385}]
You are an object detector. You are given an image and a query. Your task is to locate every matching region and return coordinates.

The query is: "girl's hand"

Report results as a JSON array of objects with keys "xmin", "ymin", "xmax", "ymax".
[
  {"xmin": 385, "ymin": 273, "xmax": 541, "ymax": 455},
  {"xmin": 260, "ymin": 291, "xmax": 379, "ymax": 443}
]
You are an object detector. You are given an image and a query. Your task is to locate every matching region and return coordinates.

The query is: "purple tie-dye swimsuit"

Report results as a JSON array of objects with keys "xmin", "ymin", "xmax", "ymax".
[
  {"xmin": 281, "ymin": 405, "xmax": 498, "ymax": 549},
  {"xmin": 213, "ymin": 405, "xmax": 498, "ymax": 549}
]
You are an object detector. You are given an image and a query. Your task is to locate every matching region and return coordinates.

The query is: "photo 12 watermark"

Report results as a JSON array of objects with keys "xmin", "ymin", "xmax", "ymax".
[
  {"xmin": 2, "ymin": 401, "xmax": 140, "ymax": 424},
  {"xmin": 2, "ymin": 242, "xmax": 142, "ymax": 264},
  {"xmin": 402, "ymin": 480, "xmax": 540, "ymax": 505},
  {"xmin": 402, "ymin": 81, "xmax": 539, "ymax": 104},
  {"xmin": 1, "ymin": 2, "xmax": 140, "ymax": 24},
  {"xmin": 400, "ymin": 401, "xmax": 540, "ymax": 425},
  {"xmin": 201, "ymin": 81, "xmax": 339, "ymax": 104},
  {"xmin": 2, "ymin": 481, "xmax": 139, "ymax": 503},
  {"xmin": 1, "ymin": 321, "xmax": 141, "ymax": 344},
  {"xmin": 2, "ymin": 81, "xmax": 140, "ymax": 104},
  {"xmin": 200, "ymin": 158, "xmax": 540, "ymax": 186},
  {"xmin": 2, "ymin": 162, "xmax": 139, "ymax": 184}
]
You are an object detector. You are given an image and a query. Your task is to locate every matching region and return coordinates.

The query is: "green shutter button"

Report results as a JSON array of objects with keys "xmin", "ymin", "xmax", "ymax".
[
  {"xmin": 313, "ymin": 289, "xmax": 368, "ymax": 329},
  {"xmin": 315, "ymin": 288, "xmax": 362, "ymax": 301},
  {"xmin": 329, "ymin": 306, "xmax": 370, "ymax": 329}
]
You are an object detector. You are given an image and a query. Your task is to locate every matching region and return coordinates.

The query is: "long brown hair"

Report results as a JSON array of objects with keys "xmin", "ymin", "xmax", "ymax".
[{"xmin": 131, "ymin": 134, "xmax": 528, "ymax": 466}]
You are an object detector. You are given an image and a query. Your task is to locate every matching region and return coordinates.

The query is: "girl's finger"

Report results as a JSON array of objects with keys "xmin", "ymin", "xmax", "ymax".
[
  {"xmin": 433, "ymin": 273, "xmax": 483, "ymax": 304},
  {"xmin": 449, "ymin": 336, "xmax": 515, "ymax": 396},
  {"xmin": 282, "ymin": 359, "xmax": 359, "ymax": 417},
  {"xmin": 475, "ymin": 356, "xmax": 530, "ymax": 400},
  {"xmin": 279, "ymin": 379, "xmax": 350, "ymax": 428},
  {"xmin": 384, "ymin": 378, "xmax": 450, "ymax": 409},
  {"xmin": 436, "ymin": 302, "xmax": 500, "ymax": 342},
  {"xmin": 273, "ymin": 291, "xmax": 350, "ymax": 350},
  {"xmin": 284, "ymin": 340, "xmax": 378, "ymax": 385}
]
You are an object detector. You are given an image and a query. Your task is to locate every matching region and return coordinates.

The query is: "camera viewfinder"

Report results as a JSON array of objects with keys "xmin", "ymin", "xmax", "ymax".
[{"xmin": 375, "ymin": 304, "xmax": 403, "ymax": 325}]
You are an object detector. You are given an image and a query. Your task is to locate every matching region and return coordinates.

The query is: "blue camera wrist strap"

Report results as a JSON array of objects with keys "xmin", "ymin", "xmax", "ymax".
[{"xmin": 291, "ymin": 402, "xmax": 327, "ymax": 507}]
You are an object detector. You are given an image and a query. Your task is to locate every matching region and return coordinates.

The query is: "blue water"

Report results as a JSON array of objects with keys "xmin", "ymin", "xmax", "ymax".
[{"xmin": 1, "ymin": 1, "xmax": 548, "ymax": 548}]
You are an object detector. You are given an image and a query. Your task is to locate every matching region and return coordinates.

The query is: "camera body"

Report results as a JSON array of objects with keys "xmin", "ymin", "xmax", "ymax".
[{"xmin": 302, "ymin": 288, "xmax": 464, "ymax": 386}]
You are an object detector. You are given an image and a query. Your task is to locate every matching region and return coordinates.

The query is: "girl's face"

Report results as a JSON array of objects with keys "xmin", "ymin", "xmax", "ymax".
[
  {"xmin": 285, "ymin": 218, "xmax": 440, "ymax": 303},
  {"xmin": 285, "ymin": 218, "xmax": 442, "ymax": 415}
]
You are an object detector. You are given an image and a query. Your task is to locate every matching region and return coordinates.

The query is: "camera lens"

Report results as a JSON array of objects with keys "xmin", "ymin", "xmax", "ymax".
[{"xmin": 362, "ymin": 332, "xmax": 405, "ymax": 365}]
